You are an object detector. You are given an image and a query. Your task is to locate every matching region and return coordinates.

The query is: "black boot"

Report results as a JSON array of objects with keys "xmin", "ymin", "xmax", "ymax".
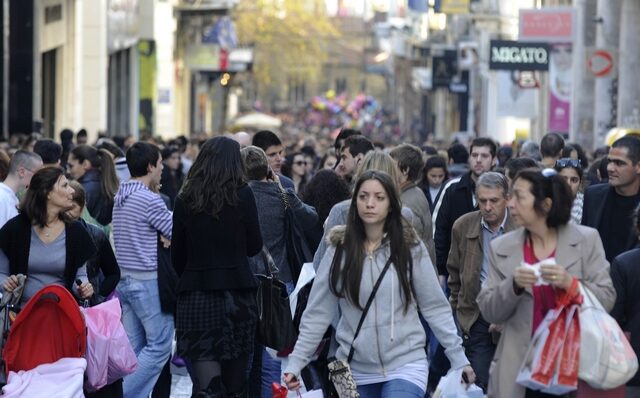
[
  {"xmin": 225, "ymin": 387, "xmax": 247, "ymax": 398},
  {"xmin": 192, "ymin": 376, "xmax": 224, "ymax": 398}
]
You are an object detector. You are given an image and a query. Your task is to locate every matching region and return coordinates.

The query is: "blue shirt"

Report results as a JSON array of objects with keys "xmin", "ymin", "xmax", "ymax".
[{"xmin": 480, "ymin": 212, "xmax": 508, "ymax": 285}]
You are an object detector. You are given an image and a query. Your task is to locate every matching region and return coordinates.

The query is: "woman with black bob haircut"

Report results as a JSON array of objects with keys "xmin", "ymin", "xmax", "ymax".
[
  {"xmin": 171, "ymin": 136, "xmax": 263, "ymax": 398},
  {"xmin": 0, "ymin": 167, "xmax": 95, "ymax": 306},
  {"xmin": 478, "ymin": 168, "xmax": 616, "ymax": 398},
  {"xmin": 67, "ymin": 144, "xmax": 119, "ymax": 226},
  {"xmin": 284, "ymin": 170, "xmax": 474, "ymax": 397}
]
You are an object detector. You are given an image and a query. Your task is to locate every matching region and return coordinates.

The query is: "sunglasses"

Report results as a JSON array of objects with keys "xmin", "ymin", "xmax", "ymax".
[
  {"xmin": 555, "ymin": 158, "xmax": 581, "ymax": 168},
  {"xmin": 293, "ymin": 161, "xmax": 308, "ymax": 166}
]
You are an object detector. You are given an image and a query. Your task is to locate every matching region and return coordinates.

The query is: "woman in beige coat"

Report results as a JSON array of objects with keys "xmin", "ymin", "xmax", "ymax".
[{"xmin": 477, "ymin": 169, "xmax": 616, "ymax": 398}]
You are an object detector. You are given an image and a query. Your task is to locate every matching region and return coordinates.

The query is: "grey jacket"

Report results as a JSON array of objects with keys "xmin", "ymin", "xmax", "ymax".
[
  {"xmin": 285, "ymin": 226, "xmax": 469, "ymax": 378},
  {"xmin": 401, "ymin": 183, "xmax": 436, "ymax": 265},
  {"xmin": 312, "ymin": 199, "xmax": 421, "ymax": 271},
  {"xmin": 248, "ymin": 181, "xmax": 317, "ymax": 282}
]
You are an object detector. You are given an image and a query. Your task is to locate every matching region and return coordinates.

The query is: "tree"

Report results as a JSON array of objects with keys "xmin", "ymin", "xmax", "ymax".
[{"xmin": 234, "ymin": 0, "xmax": 340, "ymax": 107}]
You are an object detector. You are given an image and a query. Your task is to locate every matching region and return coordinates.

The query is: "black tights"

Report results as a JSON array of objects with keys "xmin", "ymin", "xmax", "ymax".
[{"xmin": 192, "ymin": 355, "xmax": 250, "ymax": 394}]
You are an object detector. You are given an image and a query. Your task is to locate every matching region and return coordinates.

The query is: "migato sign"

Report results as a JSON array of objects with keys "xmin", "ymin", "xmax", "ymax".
[{"xmin": 489, "ymin": 40, "xmax": 549, "ymax": 71}]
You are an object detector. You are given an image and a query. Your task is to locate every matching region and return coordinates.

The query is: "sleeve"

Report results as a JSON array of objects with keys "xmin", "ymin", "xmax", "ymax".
[
  {"xmin": 171, "ymin": 198, "xmax": 187, "ymax": 276},
  {"xmin": 147, "ymin": 195, "xmax": 173, "ymax": 239},
  {"xmin": 412, "ymin": 243, "xmax": 469, "ymax": 370},
  {"xmin": 477, "ymin": 241, "xmax": 524, "ymax": 324},
  {"xmin": 243, "ymin": 187, "xmax": 263, "ymax": 257},
  {"xmin": 610, "ymin": 256, "xmax": 626, "ymax": 327},
  {"xmin": 0, "ymin": 249, "xmax": 10, "ymax": 284},
  {"xmin": 434, "ymin": 188, "xmax": 453, "ymax": 276},
  {"xmin": 580, "ymin": 228, "xmax": 616, "ymax": 312},
  {"xmin": 446, "ymin": 222, "xmax": 462, "ymax": 311},
  {"xmin": 287, "ymin": 189, "xmax": 318, "ymax": 231},
  {"xmin": 312, "ymin": 203, "xmax": 345, "ymax": 271},
  {"xmin": 284, "ymin": 245, "xmax": 341, "ymax": 378}
]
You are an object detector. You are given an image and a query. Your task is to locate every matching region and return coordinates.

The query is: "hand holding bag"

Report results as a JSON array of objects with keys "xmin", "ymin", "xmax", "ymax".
[
  {"xmin": 256, "ymin": 246, "xmax": 297, "ymax": 352},
  {"xmin": 579, "ymin": 284, "xmax": 638, "ymax": 390},
  {"xmin": 432, "ymin": 368, "xmax": 484, "ymax": 398}
]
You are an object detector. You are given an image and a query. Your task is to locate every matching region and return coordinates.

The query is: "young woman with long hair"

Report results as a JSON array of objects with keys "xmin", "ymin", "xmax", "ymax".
[
  {"xmin": 67, "ymin": 145, "xmax": 119, "ymax": 225},
  {"xmin": 284, "ymin": 171, "xmax": 474, "ymax": 398},
  {"xmin": 172, "ymin": 136, "xmax": 263, "ymax": 397}
]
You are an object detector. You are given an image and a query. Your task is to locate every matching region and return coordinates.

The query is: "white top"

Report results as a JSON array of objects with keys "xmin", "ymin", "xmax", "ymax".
[
  {"xmin": 0, "ymin": 183, "xmax": 18, "ymax": 228},
  {"xmin": 351, "ymin": 359, "xmax": 428, "ymax": 392}
]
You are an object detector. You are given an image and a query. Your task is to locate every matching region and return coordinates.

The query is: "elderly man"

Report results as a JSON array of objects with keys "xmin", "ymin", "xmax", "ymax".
[{"xmin": 446, "ymin": 172, "xmax": 516, "ymax": 392}]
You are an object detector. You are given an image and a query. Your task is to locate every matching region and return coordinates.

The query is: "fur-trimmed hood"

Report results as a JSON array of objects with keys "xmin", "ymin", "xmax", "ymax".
[{"xmin": 326, "ymin": 223, "xmax": 420, "ymax": 247}]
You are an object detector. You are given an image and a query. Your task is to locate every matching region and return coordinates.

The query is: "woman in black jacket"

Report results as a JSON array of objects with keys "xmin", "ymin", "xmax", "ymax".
[
  {"xmin": 0, "ymin": 167, "xmax": 95, "ymax": 305},
  {"xmin": 172, "ymin": 136, "xmax": 263, "ymax": 398},
  {"xmin": 67, "ymin": 145, "xmax": 119, "ymax": 226}
]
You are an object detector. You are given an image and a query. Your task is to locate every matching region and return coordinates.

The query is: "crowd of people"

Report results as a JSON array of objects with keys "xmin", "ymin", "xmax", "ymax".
[{"xmin": 0, "ymin": 126, "xmax": 636, "ymax": 398}]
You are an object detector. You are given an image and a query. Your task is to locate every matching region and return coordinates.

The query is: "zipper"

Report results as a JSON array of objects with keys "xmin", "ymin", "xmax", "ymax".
[{"xmin": 371, "ymin": 255, "xmax": 386, "ymax": 376}]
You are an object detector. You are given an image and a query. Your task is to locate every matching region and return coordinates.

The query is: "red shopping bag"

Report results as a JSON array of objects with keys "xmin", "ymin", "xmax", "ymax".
[
  {"xmin": 272, "ymin": 382, "xmax": 288, "ymax": 398},
  {"xmin": 543, "ymin": 304, "xmax": 581, "ymax": 395},
  {"xmin": 517, "ymin": 306, "xmax": 568, "ymax": 389}
]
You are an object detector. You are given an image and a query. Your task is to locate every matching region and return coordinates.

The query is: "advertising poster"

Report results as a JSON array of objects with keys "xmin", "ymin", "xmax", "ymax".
[{"xmin": 548, "ymin": 43, "xmax": 572, "ymax": 133}]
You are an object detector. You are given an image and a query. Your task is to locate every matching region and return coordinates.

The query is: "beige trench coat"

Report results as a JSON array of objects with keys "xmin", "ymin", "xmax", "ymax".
[{"xmin": 477, "ymin": 224, "xmax": 616, "ymax": 398}]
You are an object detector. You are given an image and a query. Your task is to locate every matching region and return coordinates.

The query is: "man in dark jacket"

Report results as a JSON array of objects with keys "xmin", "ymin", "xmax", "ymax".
[
  {"xmin": 434, "ymin": 137, "xmax": 497, "ymax": 280},
  {"xmin": 582, "ymin": 135, "xmax": 640, "ymax": 262},
  {"xmin": 611, "ymin": 203, "xmax": 640, "ymax": 396}
]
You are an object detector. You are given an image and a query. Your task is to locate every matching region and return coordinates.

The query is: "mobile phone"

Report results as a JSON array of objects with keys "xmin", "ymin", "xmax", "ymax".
[{"xmin": 267, "ymin": 166, "xmax": 274, "ymax": 179}]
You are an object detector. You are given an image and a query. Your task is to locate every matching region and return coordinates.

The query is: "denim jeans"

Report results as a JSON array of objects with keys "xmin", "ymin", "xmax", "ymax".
[
  {"xmin": 117, "ymin": 276, "xmax": 174, "ymax": 398},
  {"xmin": 462, "ymin": 316, "xmax": 496, "ymax": 392},
  {"xmin": 357, "ymin": 379, "xmax": 425, "ymax": 398}
]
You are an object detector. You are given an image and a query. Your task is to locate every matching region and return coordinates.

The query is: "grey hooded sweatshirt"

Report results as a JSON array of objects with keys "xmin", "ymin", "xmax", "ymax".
[{"xmin": 284, "ymin": 226, "xmax": 469, "ymax": 378}]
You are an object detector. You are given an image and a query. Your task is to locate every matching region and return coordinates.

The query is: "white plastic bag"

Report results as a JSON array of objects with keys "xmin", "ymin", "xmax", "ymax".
[
  {"xmin": 289, "ymin": 262, "xmax": 316, "ymax": 315},
  {"xmin": 579, "ymin": 284, "xmax": 638, "ymax": 389},
  {"xmin": 299, "ymin": 390, "xmax": 323, "ymax": 397},
  {"xmin": 433, "ymin": 369, "xmax": 484, "ymax": 398}
]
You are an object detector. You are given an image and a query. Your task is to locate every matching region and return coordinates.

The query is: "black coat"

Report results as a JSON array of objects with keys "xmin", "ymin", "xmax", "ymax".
[
  {"xmin": 434, "ymin": 172, "xmax": 477, "ymax": 275},
  {"xmin": 79, "ymin": 219, "xmax": 120, "ymax": 301},
  {"xmin": 611, "ymin": 248, "xmax": 640, "ymax": 386},
  {"xmin": 79, "ymin": 170, "xmax": 114, "ymax": 226},
  {"xmin": 581, "ymin": 183, "xmax": 638, "ymax": 261},
  {"xmin": 171, "ymin": 184, "xmax": 263, "ymax": 292}
]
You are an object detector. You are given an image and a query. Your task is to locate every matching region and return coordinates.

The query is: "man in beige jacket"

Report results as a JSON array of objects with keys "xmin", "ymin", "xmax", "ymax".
[{"xmin": 447, "ymin": 172, "xmax": 517, "ymax": 392}]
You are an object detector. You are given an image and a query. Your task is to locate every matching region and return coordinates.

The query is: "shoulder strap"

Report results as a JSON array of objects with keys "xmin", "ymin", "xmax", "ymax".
[
  {"xmin": 260, "ymin": 245, "xmax": 279, "ymax": 277},
  {"xmin": 347, "ymin": 256, "xmax": 393, "ymax": 363}
]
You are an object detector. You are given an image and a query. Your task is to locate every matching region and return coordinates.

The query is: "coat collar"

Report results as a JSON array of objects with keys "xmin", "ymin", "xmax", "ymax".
[
  {"xmin": 465, "ymin": 210, "xmax": 518, "ymax": 239},
  {"xmin": 493, "ymin": 223, "xmax": 583, "ymax": 284}
]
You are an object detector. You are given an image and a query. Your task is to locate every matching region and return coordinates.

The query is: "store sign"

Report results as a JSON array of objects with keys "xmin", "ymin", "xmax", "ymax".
[
  {"xmin": 489, "ymin": 40, "xmax": 549, "ymax": 71},
  {"xmin": 435, "ymin": 0, "xmax": 470, "ymax": 14},
  {"xmin": 432, "ymin": 50, "xmax": 457, "ymax": 88},
  {"xmin": 519, "ymin": 8, "xmax": 574, "ymax": 42}
]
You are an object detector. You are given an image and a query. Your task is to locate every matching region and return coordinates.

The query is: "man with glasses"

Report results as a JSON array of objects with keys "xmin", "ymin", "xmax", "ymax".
[
  {"xmin": 583, "ymin": 135, "xmax": 640, "ymax": 261},
  {"xmin": 0, "ymin": 151, "xmax": 43, "ymax": 227}
]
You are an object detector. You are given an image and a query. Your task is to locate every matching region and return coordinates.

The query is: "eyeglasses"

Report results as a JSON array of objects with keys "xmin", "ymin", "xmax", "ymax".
[
  {"xmin": 555, "ymin": 158, "xmax": 581, "ymax": 168},
  {"xmin": 293, "ymin": 161, "xmax": 307, "ymax": 166}
]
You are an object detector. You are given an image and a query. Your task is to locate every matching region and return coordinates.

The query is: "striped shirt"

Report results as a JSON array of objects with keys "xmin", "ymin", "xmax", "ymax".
[{"xmin": 112, "ymin": 180, "xmax": 172, "ymax": 275}]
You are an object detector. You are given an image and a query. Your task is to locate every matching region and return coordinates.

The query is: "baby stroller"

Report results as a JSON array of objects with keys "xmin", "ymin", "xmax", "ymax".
[{"xmin": 0, "ymin": 285, "xmax": 87, "ymax": 396}]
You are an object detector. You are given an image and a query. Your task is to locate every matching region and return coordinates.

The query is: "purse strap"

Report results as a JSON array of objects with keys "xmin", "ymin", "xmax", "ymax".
[
  {"xmin": 260, "ymin": 245, "xmax": 279, "ymax": 277},
  {"xmin": 279, "ymin": 186, "xmax": 290, "ymax": 211},
  {"xmin": 347, "ymin": 256, "xmax": 393, "ymax": 363}
]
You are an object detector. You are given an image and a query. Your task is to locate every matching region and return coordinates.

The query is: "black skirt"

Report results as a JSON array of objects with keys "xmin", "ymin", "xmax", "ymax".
[{"xmin": 176, "ymin": 289, "xmax": 258, "ymax": 361}]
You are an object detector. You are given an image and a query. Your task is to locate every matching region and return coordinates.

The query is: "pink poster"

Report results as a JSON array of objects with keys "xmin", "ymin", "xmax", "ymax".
[{"xmin": 548, "ymin": 43, "xmax": 572, "ymax": 132}]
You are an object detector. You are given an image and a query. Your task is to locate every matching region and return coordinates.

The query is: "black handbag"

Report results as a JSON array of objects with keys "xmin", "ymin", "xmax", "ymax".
[
  {"xmin": 255, "ymin": 246, "xmax": 297, "ymax": 352},
  {"xmin": 280, "ymin": 188, "xmax": 313, "ymax": 282}
]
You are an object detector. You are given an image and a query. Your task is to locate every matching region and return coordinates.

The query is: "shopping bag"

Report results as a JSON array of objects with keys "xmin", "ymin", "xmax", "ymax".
[
  {"xmin": 579, "ymin": 284, "xmax": 638, "ymax": 389},
  {"xmin": 517, "ymin": 305, "xmax": 568, "ymax": 390},
  {"xmin": 272, "ymin": 382, "xmax": 288, "ymax": 398},
  {"xmin": 541, "ymin": 304, "xmax": 580, "ymax": 395},
  {"xmin": 256, "ymin": 246, "xmax": 297, "ymax": 353},
  {"xmin": 80, "ymin": 298, "xmax": 137, "ymax": 390},
  {"xmin": 432, "ymin": 368, "xmax": 484, "ymax": 398}
]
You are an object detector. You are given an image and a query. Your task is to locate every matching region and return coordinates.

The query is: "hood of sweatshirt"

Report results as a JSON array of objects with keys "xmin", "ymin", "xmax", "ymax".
[
  {"xmin": 326, "ymin": 223, "xmax": 420, "ymax": 247},
  {"xmin": 114, "ymin": 180, "xmax": 147, "ymax": 208}
]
